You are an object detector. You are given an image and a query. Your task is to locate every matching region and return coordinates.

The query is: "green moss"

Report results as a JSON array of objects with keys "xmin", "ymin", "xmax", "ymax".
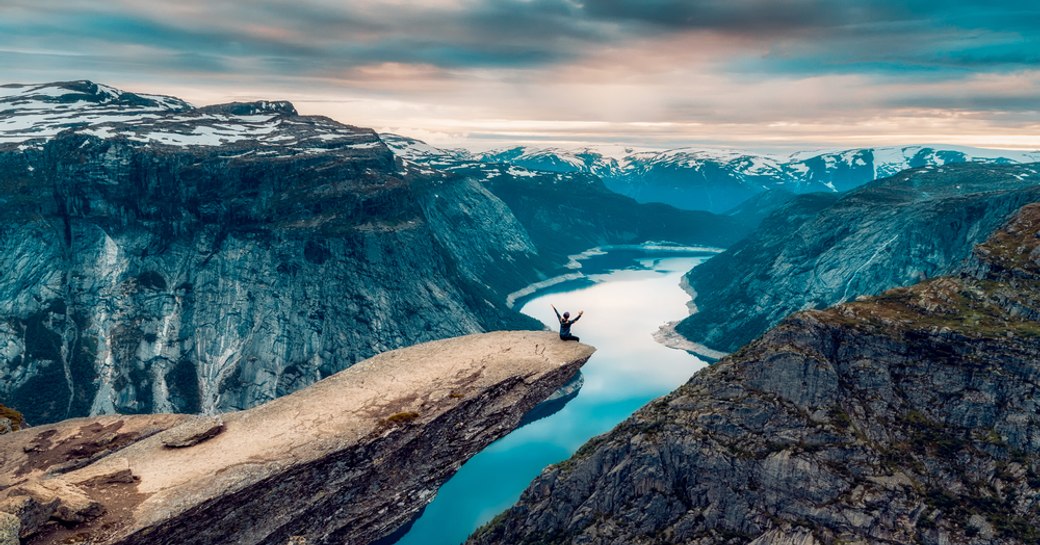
[
  {"xmin": 470, "ymin": 510, "xmax": 510, "ymax": 540},
  {"xmin": 555, "ymin": 433, "xmax": 610, "ymax": 472},
  {"xmin": 829, "ymin": 407, "xmax": 853, "ymax": 428},
  {"xmin": 384, "ymin": 411, "xmax": 420, "ymax": 425},
  {"xmin": 0, "ymin": 403, "xmax": 25, "ymax": 431}
]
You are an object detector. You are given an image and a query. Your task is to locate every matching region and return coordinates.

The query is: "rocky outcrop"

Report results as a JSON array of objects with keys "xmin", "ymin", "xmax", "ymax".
[
  {"xmin": 0, "ymin": 331, "xmax": 594, "ymax": 545},
  {"xmin": 0, "ymin": 403, "xmax": 24, "ymax": 435},
  {"xmin": 676, "ymin": 162, "xmax": 1040, "ymax": 353},
  {"xmin": 468, "ymin": 204, "xmax": 1040, "ymax": 545}
]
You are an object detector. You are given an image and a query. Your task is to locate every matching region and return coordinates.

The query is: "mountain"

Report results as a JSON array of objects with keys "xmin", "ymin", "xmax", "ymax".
[
  {"xmin": 468, "ymin": 202, "xmax": 1040, "ymax": 545},
  {"xmin": 476, "ymin": 143, "xmax": 1040, "ymax": 213},
  {"xmin": 674, "ymin": 162, "xmax": 1040, "ymax": 354},
  {"xmin": 384, "ymin": 134, "xmax": 749, "ymax": 262},
  {"xmin": 0, "ymin": 81, "xmax": 544, "ymax": 425},
  {"xmin": 0, "ymin": 82, "xmax": 742, "ymax": 426}
]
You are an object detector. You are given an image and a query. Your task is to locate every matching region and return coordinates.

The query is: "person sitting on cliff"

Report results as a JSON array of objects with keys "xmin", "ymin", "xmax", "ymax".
[{"xmin": 552, "ymin": 304, "xmax": 583, "ymax": 342}]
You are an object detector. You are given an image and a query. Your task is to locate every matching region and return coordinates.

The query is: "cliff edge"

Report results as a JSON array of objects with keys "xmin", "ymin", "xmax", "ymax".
[{"xmin": 0, "ymin": 331, "xmax": 594, "ymax": 545}]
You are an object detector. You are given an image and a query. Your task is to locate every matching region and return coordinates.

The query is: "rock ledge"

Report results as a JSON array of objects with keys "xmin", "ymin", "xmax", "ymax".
[{"xmin": 1, "ymin": 331, "xmax": 593, "ymax": 545}]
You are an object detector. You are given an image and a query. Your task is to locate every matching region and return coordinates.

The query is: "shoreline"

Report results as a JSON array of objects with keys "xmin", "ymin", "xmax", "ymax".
[{"xmin": 653, "ymin": 321, "xmax": 729, "ymax": 362}]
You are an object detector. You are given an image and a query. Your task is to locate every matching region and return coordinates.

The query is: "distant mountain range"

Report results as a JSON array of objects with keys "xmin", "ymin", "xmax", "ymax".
[{"xmin": 473, "ymin": 143, "xmax": 1040, "ymax": 213}]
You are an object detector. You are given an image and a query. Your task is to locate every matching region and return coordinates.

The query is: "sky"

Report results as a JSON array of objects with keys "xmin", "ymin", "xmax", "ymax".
[{"xmin": 2, "ymin": 0, "xmax": 1039, "ymax": 151}]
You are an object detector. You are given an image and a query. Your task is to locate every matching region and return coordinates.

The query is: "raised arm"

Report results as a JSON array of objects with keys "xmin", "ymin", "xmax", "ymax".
[
  {"xmin": 572, "ymin": 311, "xmax": 584, "ymax": 323},
  {"xmin": 551, "ymin": 304, "xmax": 562, "ymax": 322}
]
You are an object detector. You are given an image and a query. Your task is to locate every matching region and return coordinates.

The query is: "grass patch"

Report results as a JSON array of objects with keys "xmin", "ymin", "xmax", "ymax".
[
  {"xmin": 0, "ymin": 403, "xmax": 25, "ymax": 431},
  {"xmin": 384, "ymin": 411, "xmax": 420, "ymax": 426}
]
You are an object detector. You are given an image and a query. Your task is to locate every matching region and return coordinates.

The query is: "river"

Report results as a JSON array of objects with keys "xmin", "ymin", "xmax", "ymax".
[{"xmin": 389, "ymin": 246, "xmax": 717, "ymax": 545}]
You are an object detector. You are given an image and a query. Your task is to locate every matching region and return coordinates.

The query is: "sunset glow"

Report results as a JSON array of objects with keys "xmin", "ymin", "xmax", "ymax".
[{"xmin": 3, "ymin": 0, "xmax": 1038, "ymax": 151}]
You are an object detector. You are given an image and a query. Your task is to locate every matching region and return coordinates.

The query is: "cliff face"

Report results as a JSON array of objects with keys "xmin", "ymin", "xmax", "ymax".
[
  {"xmin": 0, "ymin": 82, "xmax": 551, "ymax": 425},
  {"xmin": 676, "ymin": 162, "xmax": 1040, "ymax": 353},
  {"xmin": 0, "ymin": 331, "xmax": 594, "ymax": 545},
  {"xmin": 469, "ymin": 204, "xmax": 1040, "ymax": 545}
]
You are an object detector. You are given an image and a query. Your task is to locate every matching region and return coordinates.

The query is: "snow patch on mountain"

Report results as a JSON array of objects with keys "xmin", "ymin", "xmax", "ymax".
[{"xmin": 1, "ymin": 80, "xmax": 384, "ymax": 156}]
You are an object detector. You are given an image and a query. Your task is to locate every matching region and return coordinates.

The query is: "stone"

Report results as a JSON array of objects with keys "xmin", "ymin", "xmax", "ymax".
[
  {"xmin": 0, "ymin": 494, "xmax": 57, "ymax": 538},
  {"xmin": 161, "ymin": 417, "xmax": 225, "ymax": 448},
  {"xmin": 11, "ymin": 480, "xmax": 104, "ymax": 524}
]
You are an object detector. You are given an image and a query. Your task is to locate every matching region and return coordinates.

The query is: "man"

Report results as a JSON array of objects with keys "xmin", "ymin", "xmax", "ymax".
[{"xmin": 552, "ymin": 304, "xmax": 584, "ymax": 342}]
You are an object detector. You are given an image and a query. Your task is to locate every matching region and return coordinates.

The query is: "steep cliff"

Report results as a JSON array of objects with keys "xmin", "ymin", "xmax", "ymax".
[
  {"xmin": 675, "ymin": 162, "xmax": 1040, "ymax": 353},
  {"xmin": 0, "ymin": 82, "xmax": 561, "ymax": 425},
  {"xmin": 469, "ymin": 203, "xmax": 1040, "ymax": 545},
  {"xmin": 0, "ymin": 331, "xmax": 594, "ymax": 545}
]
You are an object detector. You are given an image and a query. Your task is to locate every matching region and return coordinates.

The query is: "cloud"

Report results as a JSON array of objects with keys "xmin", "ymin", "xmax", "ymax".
[{"xmin": 0, "ymin": 0, "xmax": 1038, "ymax": 149}]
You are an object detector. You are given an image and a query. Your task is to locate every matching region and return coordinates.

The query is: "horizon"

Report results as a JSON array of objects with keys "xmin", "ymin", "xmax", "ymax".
[{"xmin": 3, "ymin": 1, "xmax": 1038, "ymax": 152}]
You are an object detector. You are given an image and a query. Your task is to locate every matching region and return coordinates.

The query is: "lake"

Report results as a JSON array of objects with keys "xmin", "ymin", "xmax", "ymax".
[{"xmin": 389, "ymin": 246, "xmax": 716, "ymax": 545}]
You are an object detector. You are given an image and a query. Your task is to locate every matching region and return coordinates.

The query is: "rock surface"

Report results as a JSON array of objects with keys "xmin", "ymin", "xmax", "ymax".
[
  {"xmin": 0, "ymin": 512, "xmax": 18, "ymax": 545},
  {"xmin": 676, "ymin": 162, "xmax": 1040, "ymax": 353},
  {"xmin": 468, "ymin": 205, "xmax": 1040, "ymax": 545},
  {"xmin": 0, "ymin": 331, "xmax": 594, "ymax": 545},
  {"xmin": 159, "ymin": 416, "xmax": 224, "ymax": 448}
]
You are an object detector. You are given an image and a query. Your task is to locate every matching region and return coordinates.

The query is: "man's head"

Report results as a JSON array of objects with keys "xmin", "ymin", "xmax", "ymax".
[{"xmin": 563, "ymin": 311, "xmax": 570, "ymax": 319}]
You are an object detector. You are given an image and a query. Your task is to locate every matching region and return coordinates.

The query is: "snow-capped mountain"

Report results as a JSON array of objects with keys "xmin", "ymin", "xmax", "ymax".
[
  {"xmin": 1, "ymin": 80, "xmax": 382, "ymax": 156},
  {"xmin": 477, "ymin": 145, "xmax": 631, "ymax": 180},
  {"xmin": 471, "ymin": 142, "xmax": 1040, "ymax": 213}
]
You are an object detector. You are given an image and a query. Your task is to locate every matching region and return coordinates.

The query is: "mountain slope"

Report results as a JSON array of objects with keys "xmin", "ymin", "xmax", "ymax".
[
  {"xmin": 468, "ymin": 202, "xmax": 1040, "ymax": 545},
  {"xmin": 385, "ymin": 134, "xmax": 750, "ymax": 262},
  {"xmin": 0, "ymin": 82, "xmax": 550, "ymax": 425},
  {"xmin": 675, "ymin": 162, "xmax": 1040, "ymax": 353}
]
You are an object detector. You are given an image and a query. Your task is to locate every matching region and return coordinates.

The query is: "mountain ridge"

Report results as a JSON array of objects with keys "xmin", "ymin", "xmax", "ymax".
[
  {"xmin": 675, "ymin": 161, "xmax": 1040, "ymax": 354},
  {"xmin": 472, "ymin": 142, "xmax": 1040, "ymax": 212}
]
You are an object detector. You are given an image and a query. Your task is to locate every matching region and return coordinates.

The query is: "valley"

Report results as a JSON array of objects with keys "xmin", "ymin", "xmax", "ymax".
[{"xmin": 2, "ymin": 79, "xmax": 1040, "ymax": 545}]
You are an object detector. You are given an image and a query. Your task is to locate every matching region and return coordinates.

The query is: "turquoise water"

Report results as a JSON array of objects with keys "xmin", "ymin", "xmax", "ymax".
[{"xmin": 390, "ymin": 249, "xmax": 714, "ymax": 545}]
